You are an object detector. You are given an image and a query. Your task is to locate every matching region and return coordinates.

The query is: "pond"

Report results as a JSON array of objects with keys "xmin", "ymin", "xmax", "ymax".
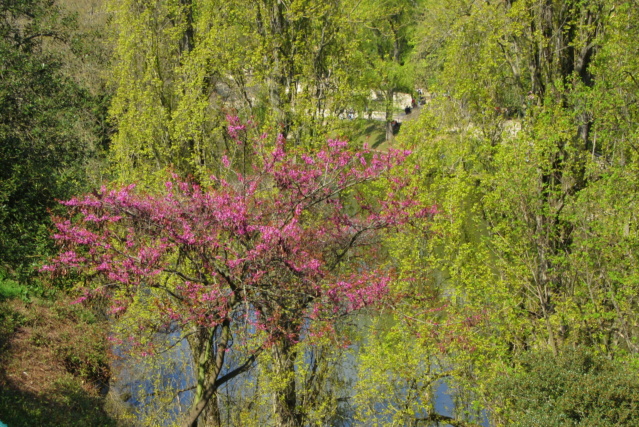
[{"xmin": 110, "ymin": 317, "xmax": 490, "ymax": 427}]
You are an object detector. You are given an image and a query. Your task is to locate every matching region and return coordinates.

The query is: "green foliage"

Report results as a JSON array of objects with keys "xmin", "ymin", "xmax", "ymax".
[
  {"xmin": 490, "ymin": 348, "xmax": 639, "ymax": 426},
  {"xmin": 215, "ymin": 327, "xmax": 355, "ymax": 427},
  {"xmin": 399, "ymin": 0, "xmax": 639, "ymax": 356},
  {"xmin": 351, "ymin": 0, "xmax": 422, "ymax": 139},
  {"xmin": 366, "ymin": 1, "xmax": 639, "ymax": 424},
  {"xmin": 354, "ymin": 316, "xmax": 440, "ymax": 426},
  {"xmin": 0, "ymin": 272, "xmax": 29, "ymax": 301},
  {"xmin": 9, "ymin": 0, "xmax": 639, "ymax": 424},
  {"xmin": 107, "ymin": 0, "xmax": 364, "ymax": 185},
  {"xmin": 0, "ymin": 0, "xmax": 107, "ymax": 279}
]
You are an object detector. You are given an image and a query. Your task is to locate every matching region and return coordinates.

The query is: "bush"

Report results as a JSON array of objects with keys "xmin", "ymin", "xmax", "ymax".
[
  {"xmin": 491, "ymin": 348, "xmax": 639, "ymax": 426},
  {"xmin": 0, "ymin": 0, "xmax": 106, "ymax": 279}
]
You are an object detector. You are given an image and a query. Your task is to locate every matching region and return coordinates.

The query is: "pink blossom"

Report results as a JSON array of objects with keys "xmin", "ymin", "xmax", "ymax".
[
  {"xmin": 221, "ymin": 155, "xmax": 230, "ymax": 168},
  {"xmin": 43, "ymin": 117, "xmax": 433, "ymax": 358}
]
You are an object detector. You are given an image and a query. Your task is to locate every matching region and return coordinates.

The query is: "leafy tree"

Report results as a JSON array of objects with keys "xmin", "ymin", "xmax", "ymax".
[
  {"xmin": 0, "ymin": 0, "xmax": 104, "ymax": 278},
  {"xmin": 107, "ymin": 0, "xmax": 361, "ymax": 185},
  {"xmin": 43, "ymin": 119, "xmax": 431, "ymax": 426},
  {"xmin": 403, "ymin": 0, "xmax": 633, "ymax": 355},
  {"xmin": 354, "ymin": 0, "xmax": 421, "ymax": 140},
  {"xmin": 105, "ymin": 1, "xmax": 375, "ymax": 421},
  {"xmin": 364, "ymin": 0, "xmax": 639, "ymax": 423}
]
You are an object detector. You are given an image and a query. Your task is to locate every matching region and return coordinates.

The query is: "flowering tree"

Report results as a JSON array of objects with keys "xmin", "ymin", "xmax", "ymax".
[{"xmin": 43, "ymin": 118, "xmax": 432, "ymax": 426}]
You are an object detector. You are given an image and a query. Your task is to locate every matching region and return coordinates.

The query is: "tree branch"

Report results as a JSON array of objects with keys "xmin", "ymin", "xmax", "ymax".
[{"xmin": 182, "ymin": 344, "xmax": 263, "ymax": 427}]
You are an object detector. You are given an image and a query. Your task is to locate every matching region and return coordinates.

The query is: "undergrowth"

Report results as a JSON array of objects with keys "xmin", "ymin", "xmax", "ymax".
[{"xmin": 0, "ymin": 276, "xmax": 121, "ymax": 427}]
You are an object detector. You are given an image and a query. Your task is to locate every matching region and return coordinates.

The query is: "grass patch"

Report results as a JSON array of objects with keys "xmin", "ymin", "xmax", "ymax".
[
  {"xmin": 0, "ymin": 274, "xmax": 29, "ymax": 302},
  {"xmin": 0, "ymin": 374, "xmax": 117, "ymax": 427},
  {"xmin": 332, "ymin": 118, "xmax": 387, "ymax": 149}
]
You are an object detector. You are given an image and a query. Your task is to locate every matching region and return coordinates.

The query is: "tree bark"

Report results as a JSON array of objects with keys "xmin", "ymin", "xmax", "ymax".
[
  {"xmin": 385, "ymin": 88, "xmax": 394, "ymax": 141},
  {"xmin": 183, "ymin": 321, "xmax": 230, "ymax": 427},
  {"xmin": 272, "ymin": 339, "xmax": 300, "ymax": 427}
]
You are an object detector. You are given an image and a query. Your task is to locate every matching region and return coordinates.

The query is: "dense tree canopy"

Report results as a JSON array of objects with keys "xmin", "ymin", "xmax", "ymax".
[
  {"xmin": 0, "ymin": 0, "xmax": 105, "ymax": 278},
  {"xmin": 383, "ymin": 0, "xmax": 639, "ymax": 422},
  {"xmin": 107, "ymin": 0, "xmax": 365, "ymax": 185}
]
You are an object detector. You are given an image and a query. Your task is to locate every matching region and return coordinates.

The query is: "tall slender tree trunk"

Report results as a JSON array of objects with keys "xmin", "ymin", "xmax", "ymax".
[
  {"xmin": 385, "ymin": 88, "xmax": 394, "ymax": 141},
  {"xmin": 187, "ymin": 328, "xmax": 222, "ymax": 427},
  {"xmin": 272, "ymin": 339, "xmax": 300, "ymax": 427},
  {"xmin": 184, "ymin": 320, "xmax": 233, "ymax": 427}
]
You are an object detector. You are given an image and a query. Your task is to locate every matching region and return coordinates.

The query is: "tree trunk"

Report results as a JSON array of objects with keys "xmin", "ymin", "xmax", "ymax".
[
  {"xmin": 385, "ymin": 88, "xmax": 394, "ymax": 141},
  {"xmin": 196, "ymin": 331, "xmax": 221, "ymax": 426},
  {"xmin": 184, "ymin": 321, "xmax": 231, "ymax": 427},
  {"xmin": 272, "ymin": 339, "xmax": 300, "ymax": 427}
]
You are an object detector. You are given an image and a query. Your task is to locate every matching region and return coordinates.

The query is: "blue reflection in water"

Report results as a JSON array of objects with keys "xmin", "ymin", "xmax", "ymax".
[
  {"xmin": 111, "ymin": 329, "xmax": 195, "ymax": 425},
  {"xmin": 111, "ymin": 328, "xmax": 490, "ymax": 427}
]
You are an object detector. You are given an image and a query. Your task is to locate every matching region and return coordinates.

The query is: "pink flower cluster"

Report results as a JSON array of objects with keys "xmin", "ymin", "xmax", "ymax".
[{"xmin": 43, "ymin": 117, "xmax": 433, "ymax": 351}]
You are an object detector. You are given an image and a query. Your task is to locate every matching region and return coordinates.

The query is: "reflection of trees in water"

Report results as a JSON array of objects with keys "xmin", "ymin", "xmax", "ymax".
[
  {"xmin": 110, "ymin": 329, "xmax": 195, "ymax": 425},
  {"xmin": 110, "ymin": 312, "xmax": 488, "ymax": 426}
]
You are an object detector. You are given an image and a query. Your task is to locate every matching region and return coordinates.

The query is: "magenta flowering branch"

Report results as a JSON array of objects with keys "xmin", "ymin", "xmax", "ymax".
[{"xmin": 42, "ymin": 117, "xmax": 434, "ymax": 425}]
